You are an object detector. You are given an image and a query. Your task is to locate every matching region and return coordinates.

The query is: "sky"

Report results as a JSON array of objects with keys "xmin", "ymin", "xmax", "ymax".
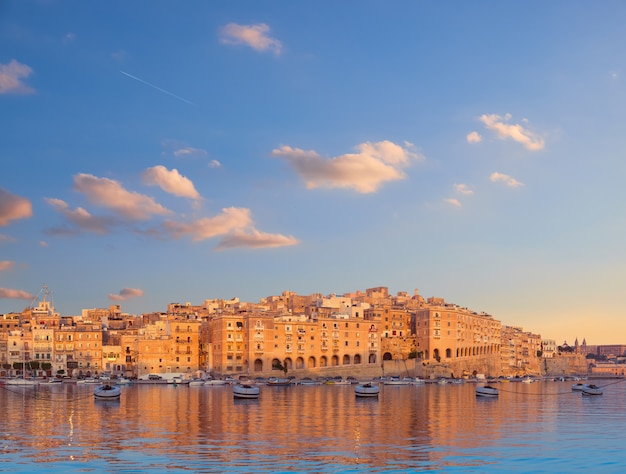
[{"xmin": 1, "ymin": 1, "xmax": 625, "ymax": 345}]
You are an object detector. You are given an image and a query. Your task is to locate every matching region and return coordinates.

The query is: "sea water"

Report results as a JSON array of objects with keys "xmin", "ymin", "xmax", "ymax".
[{"xmin": 1, "ymin": 379, "xmax": 625, "ymax": 473}]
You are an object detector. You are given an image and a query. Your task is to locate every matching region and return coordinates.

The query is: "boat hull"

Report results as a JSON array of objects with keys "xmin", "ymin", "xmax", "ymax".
[
  {"xmin": 581, "ymin": 384, "xmax": 603, "ymax": 396},
  {"xmin": 6, "ymin": 379, "xmax": 38, "ymax": 386},
  {"xmin": 355, "ymin": 384, "xmax": 379, "ymax": 397},
  {"xmin": 476, "ymin": 386, "xmax": 499, "ymax": 397}
]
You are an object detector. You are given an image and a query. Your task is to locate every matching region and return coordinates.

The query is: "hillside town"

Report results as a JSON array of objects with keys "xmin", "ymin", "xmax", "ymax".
[{"xmin": 1, "ymin": 285, "xmax": 622, "ymax": 381}]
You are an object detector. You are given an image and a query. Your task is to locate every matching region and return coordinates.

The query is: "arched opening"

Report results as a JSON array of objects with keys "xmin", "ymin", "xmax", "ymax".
[
  {"xmin": 254, "ymin": 359, "xmax": 263, "ymax": 372},
  {"xmin": 284, "ymin": 358, "xmax": 293, "ymax": 371},
  {"xmin": 368, "ymin": 354, "xmax": 377, "ymax": 364},
  {"xmin": 342, "ymin": 354, "xmax": 350, "ymax": 365},
  {"xmin": 354, "ymin": 354, "xmax": 361, "ymax": 365},
  {"xmin": 383, "ymin": 352, "xmax": 393, "ymax": 361},
  {"xmin": 331, "ymin": 355, "xmax": 339, "ymax": 366},
  {"xmin": 307, "ymin": 356, "xmax": 316, "ymax": 368},
  {"xmin": 446, "ymin": 348, "xmax": 452, "ymax": 358},
  {"xmin": 320, "ymin": 356, "xmax": 328, "ymax": 367},
  {"xmin": 296, "ymin": 357, "xmax": 305, "ymax": 369}
]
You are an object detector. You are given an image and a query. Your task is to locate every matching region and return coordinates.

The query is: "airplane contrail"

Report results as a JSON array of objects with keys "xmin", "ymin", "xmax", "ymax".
[{"xmin": 120, "ymin": 70, "xmax": 198, "ymax": 107}]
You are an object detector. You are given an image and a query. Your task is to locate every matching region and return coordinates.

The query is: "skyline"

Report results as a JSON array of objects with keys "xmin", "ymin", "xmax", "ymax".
[{"xmin": 1, "ymin": 2, "xmax": 625, "ymax": 344}]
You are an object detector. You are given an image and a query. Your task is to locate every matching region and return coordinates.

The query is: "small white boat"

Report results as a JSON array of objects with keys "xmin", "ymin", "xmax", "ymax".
[
  {"xmin": 437, "ymin": 378, "xmax": 448, "ymax": 385},
  {"xmin": 581, "ymin": 384, "xmax": 603, "ymax": 396},
  {"xmin": 383, "ymin": 376, "xmax": 411, "ymax": 386},
  {"xmin": 521, "ymin": 377, "xmax": 534, "ymax": 384},
  {"xmin": 204, "ymin": 378, "xmax": 228, "ymax": 386},
  {"xmin": 116, "ymin": 377, "xmax": 133, "ymax": 385},
  {"xmin": 6, "ymin": 378, "xmax": 38, "ymax": 386},
  {"xmin": 233, "ymin": 383, "xmax": 260, "ymax": 399},
  {"xmin": 94, "ymin": 384, "xmax": 121, "ymax": 400},
  {"xmin": 476, "ymin": 385, "xmax": 499, "ymax": 398},
  {"xmin": 44, "ymin": 378, "xmax": 63, "ymax": 384},
  {"xmin": 571, "ymin": 383, "xmax": 585, "ymax": 391},
  {"xmin": 413, "ymin": 377, "xmax": 426, "ymax": 385},
  {"xmin": 266, "ymin": 377, "xmax": 291, "ymax": 386},
  {"xmin": 298, "ymin": 378, "xmax": 319, "ymax": 386},
  {"xmin": 325, "ymin": 378, "xmax": 352, "ymax": 385},
  {"xmin": 355, "ymin": 382, "xmax": 380, "ymax": 397},
  {"xmin": 188, "ymin": 379, "xmax": 205, "ymax": 387}
]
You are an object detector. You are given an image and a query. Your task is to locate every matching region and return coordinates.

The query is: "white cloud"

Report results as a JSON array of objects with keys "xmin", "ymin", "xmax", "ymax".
[
  {"xmin": 466, "ymin": 131, "xmax": 482, "ymax": 144},
  {"xmin": 444, "ymin": 198, "xmax": 461, "ymax": 207},
  {"xmin": 479, "ymin": 113, "xmax": 544, "ymax": 151},
  {"xmin": 173, "ymin": 147, "xmax": 208, "ymax": 158},
  {"xmin": 454, "ymin": 183, "xmax": 474, "ymax": 196},
  {"xmin": 0, "ymin": 60, "xmax": 35, "ymax": 94},
  {"xmin": 219, "ymin": 23, "xmax": 282, "ymax": 55},
  {"xmin": 216, "ymin": 229, "xmax": 299, "ymax": 250},
  {"xmin": 490, "ymin": 172, "xmax": 524, "ymax": 187},
  {"xmin": 45, "ymin": 198, "xmax": 117, "ymax": 234},
  {"xmin": 272, "ymin": 140, "xmax": 422, "ymax": 193},
  {"xmin": 142, "ymin": 165, "xmax": 201, "ymax": 200},
  {"xmin": 0, "ymin": 288, "xmax": 34, "ymax": 300},
  {"xmin": 0, "ymin": 187, "xmax": 33, "ymax": 226},
  {"xmin": 108, "ymin": 288, "xmax": 144, "ymax": 301},
  {"xmin": 0, "ymin": 260, "xmax": 14, "ymax": 272},
  {"xmin": 73, "ymin": 173, "xmax": 171, "ymax": 220},
  {"xmin": 209, "ymin": 160, "xmax": 222, "ymax": 169}
]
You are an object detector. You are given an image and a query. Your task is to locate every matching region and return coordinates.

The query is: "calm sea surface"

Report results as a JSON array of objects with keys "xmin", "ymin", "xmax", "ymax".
[{"xmin": 1, "ymin": 379, "xmax": 626, "ymax": 473}]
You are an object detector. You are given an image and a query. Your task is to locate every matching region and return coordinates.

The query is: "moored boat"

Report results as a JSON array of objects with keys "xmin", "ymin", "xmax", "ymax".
[
  {"xmin": 571, "ymin": 383, "xmax": 585, "ymax": 391},
  {"xmin": 266, "ymin": 377, "xmax": 291, "ymax": 386},
  {"xmin": 204, "ymin": 378, "xmax": 227, "ymax": 386},
  {"xmin": 188, "ymin": 379, "xmax": 205, "ymax": 387},
  {"xmin": 383, "ymin": 376, "xmax": 411, "ymax": 386},
  {"xmin": 476, "ymin": 385, "xmax": 499, "ymax": 397},
  {"xmin": 355, "ymin": 382, "xmax": 380, "ymax": 397},
  {"xmin": 94, "ymin": 384, "xmax": 121, "ymax": 400},
  {"xmin": 233, "ymin": 383, "xmax": 260, "ymax": 399},
  {"xmin": 581, "ymin": 384, "xmax": 603, "ymax": 396},
  {"xmin": 6, "ymin": 378, "xmax": 38, "ymax": 386}
]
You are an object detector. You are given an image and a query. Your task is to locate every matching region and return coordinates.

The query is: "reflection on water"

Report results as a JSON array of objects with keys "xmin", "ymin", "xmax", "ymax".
[{"xmin": 2, "ymin": 380, "xmax": 626, "ymax": 472}]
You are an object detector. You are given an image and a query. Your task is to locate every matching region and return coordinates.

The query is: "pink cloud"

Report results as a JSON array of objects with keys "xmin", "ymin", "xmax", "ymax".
[
  {"xmin": 219, "ymin": 23, "xmax": 282, "ymax": 55},
  {"xmin": 108, "ymin": 288, "xmax": 144, "ymax": 301},
  {"xmin": 0, "ymin": 188, "xmax": 33, "ymax": 226},
  {"xmin": 73, "ymin": 173, "xmax": 171, "ymax": 220},
  {"xmin": 216, "ymin": 229, "xmax": 299, "ymax": 250},
  {"xmin": 272, "ymin": 140, "xmax": 421, "ymax": 193},
  {"xmin": 0, "ymin": 287, "xmax": 34, "ymax": 299},
  {"xmin": 142, "ymin": 165, "xmax": 200, "ymax": 200},
  {"xmin": 0, "ymin": 60, "xmax": 35, "ymax": 94}
]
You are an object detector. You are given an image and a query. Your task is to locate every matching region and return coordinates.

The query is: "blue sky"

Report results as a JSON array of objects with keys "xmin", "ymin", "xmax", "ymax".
[{"xmin": 1, "ymin": 1, "xmax": 625, "ymax": 345}]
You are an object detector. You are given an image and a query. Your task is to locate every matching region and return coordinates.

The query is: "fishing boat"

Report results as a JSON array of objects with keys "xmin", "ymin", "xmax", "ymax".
[
  {"xmin": 475, "ymin": 385, "xmax": 499, "ymax": 398},
  {"xmin": 581, "ymin": 384, "xmax": 603, "ymax": 396},
  {"xmin": 233, "ymin": 383, "xmax": 260, "ymax": 399},
  {"xmin": 94, "ymin": 383, "xmax": 121, "ymax": 400},
  {"xmin": 355, "ymin": 382, "xmax": 380, "ymax": 398}
]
